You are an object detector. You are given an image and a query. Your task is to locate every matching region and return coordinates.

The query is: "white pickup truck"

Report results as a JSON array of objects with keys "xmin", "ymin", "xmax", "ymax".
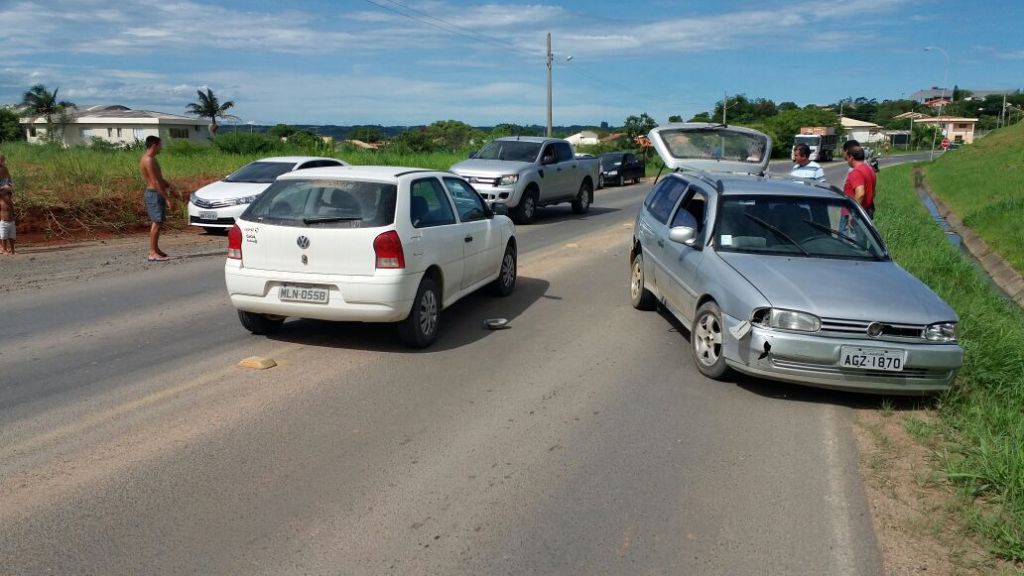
[{"xmin": 451, "ymin": 137, "xmax": 600, "ymax": 224}]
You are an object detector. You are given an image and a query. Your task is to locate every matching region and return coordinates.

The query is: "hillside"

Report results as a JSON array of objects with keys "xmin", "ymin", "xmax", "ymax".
[{"xmin": 923, "ymin": 122, "xmax": 1024, "ymax": 273}]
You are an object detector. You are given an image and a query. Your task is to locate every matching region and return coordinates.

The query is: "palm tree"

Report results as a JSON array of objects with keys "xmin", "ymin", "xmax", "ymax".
[
  {"xmin": 21, "ymin": 84, "xmax": 75, "ymax": 142},
  {"xmin": 185, "ymin": 88, "xmax": 239, "ymax": 136}
]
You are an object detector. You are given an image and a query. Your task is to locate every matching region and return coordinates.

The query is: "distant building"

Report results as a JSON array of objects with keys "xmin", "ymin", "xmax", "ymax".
[
  {"xmin": 840, "ymin": 116, "xmax": 886, "ymax": 144},
  {"xmin": 565, "ymin": 130, "xmax": 599, "ymax": 146},
  {"xmin": 912, "ymin": 116, "xmax": 979, "ymax": 144},
  {"xmin": 910, "ymin": 87, "xmax": 1019, "ymax": 103},
  {"xmin": 19, "ymin": 104, "xmax": 212, "ymax": 147}
]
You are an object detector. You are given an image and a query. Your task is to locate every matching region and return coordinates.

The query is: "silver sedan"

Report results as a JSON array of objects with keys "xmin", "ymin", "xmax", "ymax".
[{"xmin": 629, "ymin": 123, "xmax": 962, "ymax": 394}]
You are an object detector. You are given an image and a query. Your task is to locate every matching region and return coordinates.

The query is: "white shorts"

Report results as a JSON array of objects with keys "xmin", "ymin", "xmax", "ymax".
[{"xmin": 0, "ymin": 220, "xmax": 15, "ymax": 240}]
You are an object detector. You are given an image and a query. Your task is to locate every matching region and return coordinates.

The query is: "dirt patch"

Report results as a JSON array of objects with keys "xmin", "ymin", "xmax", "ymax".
[
  {"xmin": 0, "ymin": 227, "xmax": 227, "ymax": 294},
  {"xmin": 853, "ymin": 407, "xmax": 1021, "ymax": 575}
]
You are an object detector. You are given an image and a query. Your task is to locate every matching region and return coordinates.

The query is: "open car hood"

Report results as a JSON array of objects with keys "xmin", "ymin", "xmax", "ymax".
[{"xmin": 648, "ymin": 123, "xmax": 772, "ymax": 176}]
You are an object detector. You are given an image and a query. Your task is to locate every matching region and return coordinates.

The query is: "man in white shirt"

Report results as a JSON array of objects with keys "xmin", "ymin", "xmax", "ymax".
[{"xmin": 790, "ymin": 143, "xmax": 825, "ymax": 181}]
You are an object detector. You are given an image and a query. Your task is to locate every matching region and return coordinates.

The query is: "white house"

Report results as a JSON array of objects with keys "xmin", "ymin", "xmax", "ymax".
[
  {"xmin": 840, "ymin": 116, "xmax": 886, "ymax": 144},
  {"xmin": 20, "ymin": 104, "xmax": 213, "ymax": 147},
  {"xmin": 565, "ymin": 130, "xmax": 599, "ymax": 146},
  {"xmin": 912, "ymin": 116, "xmax": 979, "ymax": 144}
]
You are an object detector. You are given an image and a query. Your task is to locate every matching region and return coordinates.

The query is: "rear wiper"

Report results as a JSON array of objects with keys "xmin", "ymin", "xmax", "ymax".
[
  {"xmin": 743, "ymin": 214, "xmax": 810, "ymax": 256},
  {"xmin": 302, "ymin": 216, "xmax": 362, "ymax": 225}
]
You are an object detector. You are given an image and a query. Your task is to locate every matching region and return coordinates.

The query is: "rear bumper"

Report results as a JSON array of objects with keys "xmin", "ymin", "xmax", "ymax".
[
  {"xmin": 724, "ymin": 316, "xmax": 962, "ymax": 395},
  {"xmin": 225, "ymin": 261, "xmax": 419, "ymax": 323}
]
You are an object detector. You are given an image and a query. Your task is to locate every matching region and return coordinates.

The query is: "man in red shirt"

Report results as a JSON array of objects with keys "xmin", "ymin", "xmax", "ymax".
[{"xmin": 843, "ymin": 144, "xmax": 876, "ymax": 218}]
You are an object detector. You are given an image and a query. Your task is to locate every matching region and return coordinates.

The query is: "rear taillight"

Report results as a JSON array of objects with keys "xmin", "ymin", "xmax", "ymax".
[
  {"xmin": 373, "ymin": 230, "xmax": 405, "ymax": 269},
  {"xmin": 227, "ymin": 224, "xmax": 243, "ymax": 260}
]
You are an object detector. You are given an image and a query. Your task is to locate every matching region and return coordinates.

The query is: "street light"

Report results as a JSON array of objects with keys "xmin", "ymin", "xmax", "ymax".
[
  {"xmin": 924, "ymin": 46, "xmax": 949, "ymax": 160},
  {"xmin": 545, "ymin": 33, "xmax": 573, "ymax": 138}
]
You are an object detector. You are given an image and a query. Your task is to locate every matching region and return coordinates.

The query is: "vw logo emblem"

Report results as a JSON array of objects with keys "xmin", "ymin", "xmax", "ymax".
[
  {"xmin": 296, "ymin": 236, "xmax": 310, "ymax": 249},
  {"xmin": 866, "ymin": 322, "xmax": 885, "ymax": 337}
]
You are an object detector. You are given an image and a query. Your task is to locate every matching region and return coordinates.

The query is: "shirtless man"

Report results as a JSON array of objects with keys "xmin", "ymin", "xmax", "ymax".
[
  {"xmin": 139, "ymin": 136, "xmax": 175, "ymax": 261},
  {"xmin": 0, "ymin": 155, "xmax": 14, "ymax": 254}
]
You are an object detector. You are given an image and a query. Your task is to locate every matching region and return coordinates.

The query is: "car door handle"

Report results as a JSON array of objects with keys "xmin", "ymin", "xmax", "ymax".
[{"xmin": 464, "ymin": 236, "xmax": 473, "ymax": 243}]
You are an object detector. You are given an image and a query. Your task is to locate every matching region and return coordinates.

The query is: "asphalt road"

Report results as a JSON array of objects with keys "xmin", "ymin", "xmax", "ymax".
[{"xmin": 0, "ymin": 180, "xmax": 886, "ymax": 575}]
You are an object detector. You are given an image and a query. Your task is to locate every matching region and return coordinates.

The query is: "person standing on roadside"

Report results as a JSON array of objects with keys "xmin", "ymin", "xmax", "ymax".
[
  {"xmin": 139, "ymin": 136, "xmax": 175, "ymax": 261},
  {"xmin": 790, "ymin": 143, "xmax": 825, "ymax": 181},
  {"xmin": 0, "ymin": 155, "xmax": 15, "ymax": 254},
  {"xmin": 843, "ymin": 144, "xmax": 876, "ymax": 219}
]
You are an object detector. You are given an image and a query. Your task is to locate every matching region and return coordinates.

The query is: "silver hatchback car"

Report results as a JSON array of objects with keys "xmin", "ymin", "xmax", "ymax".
[{"xmin": 630, "ymin": 123, "xmax": 963, "ymax": 394}]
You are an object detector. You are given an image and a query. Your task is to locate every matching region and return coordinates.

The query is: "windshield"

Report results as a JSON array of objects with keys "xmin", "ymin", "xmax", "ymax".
[
  {"xmin": 474, "ymin": 141, "xmax": 542, "ymax": 162},
  {"xmin": 600, "ymin": 154, "xmax": 623, "ymax": 167},
  {"xmin": 225, "ymin": 161, "xmax": 295, "ymax": 184},
  {"xmin": 659, "ymin": 128, "xmax": 767, "ymax": 164},
  {"xmin": 715, "ymin": 195, "xmax": 887, "ymax": 260},
  {"xmin": 242, "ymin": 179, "xmax": 396, "ymax": 228},
  {"xmin": 794, "ymin": 135, "xmax": 820, "ymax": 145}
]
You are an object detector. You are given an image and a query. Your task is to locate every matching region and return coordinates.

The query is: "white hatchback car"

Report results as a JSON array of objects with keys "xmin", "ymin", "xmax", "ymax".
[
  {"xmin": 189, "ymin": 156, "xmax": 347, "ymax": 232},
  {"xmin": 225, "ymin": 166, "xmax": 517, "ymax": 347}
]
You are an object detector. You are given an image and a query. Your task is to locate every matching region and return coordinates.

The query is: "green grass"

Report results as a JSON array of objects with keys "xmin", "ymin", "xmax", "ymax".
[
  {"xmin": 922, "ymin": 122, "xmax": 1024, "ymax": 273},
  {"xmin": 876, "ymin": 163, "xmax": 1024, "ymax": 560},
  {"xmin": 0, "ymin": 141, "xmax": 468, "ymax": 237}
]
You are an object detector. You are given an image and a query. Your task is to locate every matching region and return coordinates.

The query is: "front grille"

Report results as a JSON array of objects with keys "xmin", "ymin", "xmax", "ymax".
[
  {"xmin": 771, "ymin": 358, "xmax": 950, "ymax": 381},
  {"xmin": 192, "ymin": 197, "xmax": 234, "ymax": 209},
  {"xmin": 467, "ymin": 176, "xmax": 499, "ymax": 186},
  {"xmin": 190, "ymin": 216, "xmax": 235, "ymax": 226},
  {"xmin": 818, "ymin": 317, "xmax": 926, "ymax": 340}
]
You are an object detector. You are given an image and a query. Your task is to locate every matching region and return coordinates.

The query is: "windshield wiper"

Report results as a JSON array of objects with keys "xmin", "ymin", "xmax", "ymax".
[
  {"xmin": 302, "ymin": 216, "xmax": 362, "ymax": 225},
  {"xmin": 743, "ymin": 214, "xmax": 810, "ymax": 256},
  {"xmin": 801, "ymin": 219, "xmax": 862, "ymax": 248}
]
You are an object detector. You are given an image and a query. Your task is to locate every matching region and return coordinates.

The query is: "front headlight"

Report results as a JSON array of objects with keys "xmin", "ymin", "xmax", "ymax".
[
  {"xmin": 606, "ymin": 170, "xmax": 618, "ymax": 176},
  {"xmin": 499, "ymin": 174, "xmax": 519, "ymax": 186},
  {"xmin": 924, "ymin": 322, "xmax": 957, "ymax": 342},
  {"xmin": 767, "ymin": 309, "xmax": 821, "ymax": 332},
  {"xmin": 235, "ymin": 195, "xmax": 257, "ymax": 205}
]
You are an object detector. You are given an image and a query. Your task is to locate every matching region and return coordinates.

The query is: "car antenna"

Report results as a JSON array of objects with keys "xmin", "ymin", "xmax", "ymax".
[{"xmin": 652, "ymin": 164, "xmax": 666, "ymax": 185}]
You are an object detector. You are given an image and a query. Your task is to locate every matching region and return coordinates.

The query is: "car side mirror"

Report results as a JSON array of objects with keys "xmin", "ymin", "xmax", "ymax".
[
  {"xmin": 669, "ymin": 226, "xmax": 698, "ymax": 246},
  {"xmin": 491, "ymin": 202, "xmax": 509, "ymax": 217}
]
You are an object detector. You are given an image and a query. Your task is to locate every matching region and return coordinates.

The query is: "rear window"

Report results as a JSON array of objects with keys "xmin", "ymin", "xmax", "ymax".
[
  {"xmin": 224, "ymin": 161, "xmax": 295, "ymax": 183},
  {"xmin": 241, "ymin": 179, "xmax": 396, "ymax": 228}
]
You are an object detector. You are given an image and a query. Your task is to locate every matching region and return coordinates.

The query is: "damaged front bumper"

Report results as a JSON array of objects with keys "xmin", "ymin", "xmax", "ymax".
[{"xmin": 720, "ymin": 313, "xmax": 962, "ymax": 395}]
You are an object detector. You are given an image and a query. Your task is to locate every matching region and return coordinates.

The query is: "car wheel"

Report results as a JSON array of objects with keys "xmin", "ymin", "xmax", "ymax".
[
  {"xmin": 618, "ymin": 174, "xmax": 625, "ymax": 187},
  {"xmin": 630, "ymin": 252, "xmax": 657, "ymax": 311},
  {"xmin": 238, "ymin": 310, "xmax": 284, "ymax": 335},
  {"xmin": 691, "ymin": 301, "xmax": 730, "ymax": 379},
  {"xmin": 598, "ymin": 174, "xmax": 604, "ymax": 189},
  {"xmin": 490, "ymin": 242, "xmax": 517, "ymax": 296},
  {"xmin": 513, "ymin": 189, "xmax": 538, "ymax": 224},
  {"xmin": 398, "ymin": 277, "xmax": 440, "ymax": 348},
  {"xmin": 571, "ymin": 181, "xmax": 592, "ymax": 214}
]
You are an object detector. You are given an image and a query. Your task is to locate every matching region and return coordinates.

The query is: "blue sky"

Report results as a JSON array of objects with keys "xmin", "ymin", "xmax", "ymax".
[{"xmin": 1, "ymin": 0, "xmax": 1022, "ymax": 127}]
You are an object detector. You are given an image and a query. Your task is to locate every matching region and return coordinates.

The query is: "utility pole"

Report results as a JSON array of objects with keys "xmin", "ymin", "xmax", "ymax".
[
  {"xmin": 1000, "ymin": 92, "xmax": 1007, "ymax": 129},
  {"xmin": 722, "ymin": 92, "xmax": 727, "ymax": 125},
  {"xmin": 546, "ymin": 32, "xmax": 553, "ymax": 138}
]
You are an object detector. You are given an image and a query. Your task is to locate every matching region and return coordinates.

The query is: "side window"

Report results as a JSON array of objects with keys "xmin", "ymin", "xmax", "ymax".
[
  {"xmin": 410, "ymin": 178, "xmax": 456, "ymax": 228},
  {"xmin": 541, "ymin": 145, "xmax": 557, "ymax": 165},
  {"xmin": 555, "ymin": 142, "xmax": 574, "ymax": 162},
  {"xmin": 646, "ymin": 178, "xmax": 688, "ymax": 224},
  {"xmin": 443, "ymin": 177, "xmax": 488, "ymax": 222},
  {"xmin": 625, "ymin": 153, "xmax": 637, "ymax": 165},
  {"xmin": 671, "ymin": 190, "xmax": 708, "ymax": 233}
]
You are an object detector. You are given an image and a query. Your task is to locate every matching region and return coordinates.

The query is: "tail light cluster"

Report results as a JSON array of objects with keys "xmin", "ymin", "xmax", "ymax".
[
  {"xmin": 373, "ymin": 230, "xmax": 405, "ymax": 269},
  {"xmin": 228, "ymin": 225, "xmax": 243, "ymax": 260}
]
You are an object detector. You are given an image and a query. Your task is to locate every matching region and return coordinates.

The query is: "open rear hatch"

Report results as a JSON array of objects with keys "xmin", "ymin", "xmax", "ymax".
[{"xmin": 648, "ymin": 123, "xmax": 772, "ymax": 176}]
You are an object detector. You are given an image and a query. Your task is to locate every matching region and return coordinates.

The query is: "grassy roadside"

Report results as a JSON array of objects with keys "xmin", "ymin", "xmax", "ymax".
[
  {"xmin": 0, "ymin": 141, "xmax": 465, "ymax": 238},
  {"xmin": 875, "ymin": 164, "xmax": 1024, "ymax": 561},
  {"xmin": 921, "ymin": 122, "xmax": 1024, "ymax": 274}
]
